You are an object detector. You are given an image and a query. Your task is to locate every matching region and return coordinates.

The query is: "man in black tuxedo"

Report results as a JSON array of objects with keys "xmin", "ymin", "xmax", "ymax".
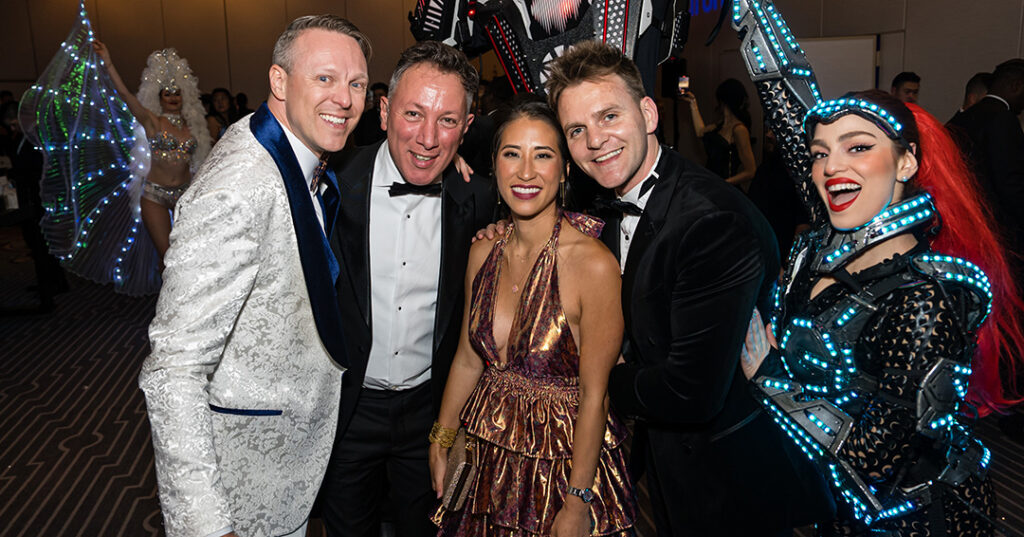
[
  {"xmin": 948, "ymin": 59, "xmax": 1024, "ymax": 261},
  {"xmin": 949, "ymin": 59, "xmax": 1024, "ymax": 446},
  {"xmin": 321, "ymin": 41, "xmax": 496, "ymax": 537},
  {"xmin": 545, "ymin": 41, "xmax": 833, "ymax": 536}
]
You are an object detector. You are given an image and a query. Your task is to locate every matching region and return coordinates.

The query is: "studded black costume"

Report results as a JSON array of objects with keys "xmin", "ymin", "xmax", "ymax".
[
  {"xmin": 719, "ymin": 2, "xmax": 1002, "ymax": 534},
  {"xmin": 754, "ymin": 195, "xmax": 997, "ymax": 537}
]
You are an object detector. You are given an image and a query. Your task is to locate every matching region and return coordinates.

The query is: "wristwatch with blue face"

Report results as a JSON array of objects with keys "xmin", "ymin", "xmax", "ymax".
[{"xmin": 566, "ymin": 486, "xmax": 594, "ymax": 503}]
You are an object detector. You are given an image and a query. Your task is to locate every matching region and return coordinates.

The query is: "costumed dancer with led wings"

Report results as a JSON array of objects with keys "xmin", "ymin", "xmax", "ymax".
[
  {"xmin": 723, "ymin": 1, "xmax": 1024, "ymax": 535},
  {"xmin": 19, "ymin": 4, "xmax": 209, "ymax": 295},
  {"xmin": 91, "ymin": 41, "xmax": 211, "ymax": 262}
]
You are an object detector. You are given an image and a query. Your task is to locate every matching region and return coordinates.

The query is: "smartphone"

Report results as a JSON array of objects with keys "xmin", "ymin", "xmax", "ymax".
[{"xmin": 677, "ymin": 75, "xmax": 690, "ymax": 95}]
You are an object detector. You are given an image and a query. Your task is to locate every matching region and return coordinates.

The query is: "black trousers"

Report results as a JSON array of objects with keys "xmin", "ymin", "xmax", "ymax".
[
  {"xmin": 644, "ymin": 440, "xmax": 793, "ymax": 537},
  {"xmin": 321, "ymin": 383, "xmax": 436, "ymax": 537}
]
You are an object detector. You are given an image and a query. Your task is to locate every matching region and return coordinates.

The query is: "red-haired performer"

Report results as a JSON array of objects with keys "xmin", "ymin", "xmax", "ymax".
[{"xmin": 742, "ymin": 89, "xmax": 1024, "ymax": 536}]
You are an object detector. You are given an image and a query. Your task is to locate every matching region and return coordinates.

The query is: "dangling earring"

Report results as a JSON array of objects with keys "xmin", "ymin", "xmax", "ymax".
[{"xmin": 559, "ymin": 180, "xmax": 566, "ymax": 206}]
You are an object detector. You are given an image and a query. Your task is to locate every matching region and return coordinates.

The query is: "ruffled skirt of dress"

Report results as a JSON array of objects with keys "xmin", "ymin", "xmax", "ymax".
[{"xmin": 434, "ymin": 368, "xmax": 636, "ymax": 536}]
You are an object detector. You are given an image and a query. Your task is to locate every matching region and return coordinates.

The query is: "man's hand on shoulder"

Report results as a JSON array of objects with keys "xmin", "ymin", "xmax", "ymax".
[
  {"xmin": 453, "ymin": 153, "xmax": 475, "ymax": 183},
  {"xmin": 472, "ymin": 219, "xmax": 509, "ymax": 243}
]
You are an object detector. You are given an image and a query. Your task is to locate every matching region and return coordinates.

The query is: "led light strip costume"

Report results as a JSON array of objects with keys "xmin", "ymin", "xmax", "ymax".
[
  {"xmin": 410, "ymin": 0, "xmax": 691, "ymax": 94},
  {"xmin": 726, "ymin": 0, "xmax": 825, "ymax": 223},
  {"xmin": 20, "ymin": 3, "xmax": 160, "ymax": 295},
  {"xmin": 725, "ymin": 2, "xmax": 1005, "ymax": 535}
]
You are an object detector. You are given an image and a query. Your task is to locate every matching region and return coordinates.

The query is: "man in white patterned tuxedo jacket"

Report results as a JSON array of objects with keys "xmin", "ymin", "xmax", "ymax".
[{"xmin": 139, "ymin": 16, "xmax": 371, "ymax": 537}]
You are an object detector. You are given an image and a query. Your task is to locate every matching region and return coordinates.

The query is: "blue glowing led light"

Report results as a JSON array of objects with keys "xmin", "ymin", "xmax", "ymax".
[
  {"xmin": 764, "ymin": 2, "xmax": 801, "ymax": 52},
  {"xmin": 805, "ymin": 98, "xmax": 904, "ymax": 137},
  {"xmin": 835, "ymin": 306, "xmax": 857, "ymax": 327},
  {"xmin": 763, "ymin": 379, "xmax": 792, "ymax": 391},
  {"xmin": 929, "ymin": 414, "xmax": 955, "ymax": 430},
  {"xmin": 833, "ymin": 391, "xmax": 858, "ymax": 406},
  {"xmin": 806, "ymin": 411, "xmax": 833, "ymax": 434},
  {"xmin": 918, "ymin": 254, "xmax": 994, "ymax": 322},
  {"xmin": 823, "ymin": 242, "xmax": 853, "ymax": 264},
  {"xmin": 750, "ymin": 1, "xmax": 789, "ymax": 66},
  {"xmin": 752, "ymin": 45, "xmax": 767, "ymax": 72},
  {"xmin": 763, "ymin": 398, "xmax": 825, "ymax": 460},
  {"xmin": 876, "ymin": 500, "xmax": 917, "ymax": 521}
]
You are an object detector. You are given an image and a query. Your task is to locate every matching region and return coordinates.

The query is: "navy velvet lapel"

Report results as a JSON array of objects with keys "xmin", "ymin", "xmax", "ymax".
[{"xmin": 250, "ymin": 103, "xmax": 349, "ymax": 369}]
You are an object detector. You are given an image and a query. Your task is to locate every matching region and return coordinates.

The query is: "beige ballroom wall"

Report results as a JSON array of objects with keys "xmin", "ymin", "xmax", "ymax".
[
  {"xmin": 3, "ymin": 0, "xmax": 1023, "ymax": 128},
  {"xmin": 671, "ymin": 0, "xmax": 1024, "ymax": 164},
  {"xmin": 0, "ymin": 0, "xmax": 433, "ymax": 105}
]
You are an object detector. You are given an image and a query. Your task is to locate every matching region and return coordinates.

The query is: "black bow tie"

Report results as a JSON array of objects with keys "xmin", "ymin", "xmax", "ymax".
[
  {"xmin": 388, "ymin": 181, "xmax": 443, "ymax": 197},
  {"xmin": 594, "ymin": 198, "xmax": 643, "ymax": 216}
]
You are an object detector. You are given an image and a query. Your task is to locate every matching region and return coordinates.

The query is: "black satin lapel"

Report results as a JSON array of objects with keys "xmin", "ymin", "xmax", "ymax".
[
  {"xmin": 621, "ymin": 150, "xmax": 678, "ymax": 330},
  {"xmin": 434, "ymin": 169, "xmax": 473, "ymax": 351},
  {"xmin": 335, "ymin": 146, "xmax": 376, "ymax": 327},
  {"xmin": 600, "ymin": 212, "xmax": 621, "ymax": 260}
]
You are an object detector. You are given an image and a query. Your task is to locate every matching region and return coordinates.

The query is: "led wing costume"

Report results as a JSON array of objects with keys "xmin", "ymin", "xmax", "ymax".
[
  {"xmin": 410, "ymin": 0, "xmax": 691, "ymax": 94},
  {"xmin": 725, "ymin": 2, "xmax": 996, "ymax": 534},
  {"xmin": 20, "ymin": 3, "xmax": 161, "ymax": 296}
]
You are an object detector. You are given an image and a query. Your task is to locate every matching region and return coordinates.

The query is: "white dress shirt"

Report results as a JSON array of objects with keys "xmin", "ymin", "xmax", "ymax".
[
  {"xmin": 281, "ymin": 122, "xmax": 327, "ymax": 233},
  {"xmin": 364, "ymin": 142, "xmax": 443, "ymax": 390},
  {"xmin": 618, "ymin": 147, "xmax": 663, "ymax": 272}
]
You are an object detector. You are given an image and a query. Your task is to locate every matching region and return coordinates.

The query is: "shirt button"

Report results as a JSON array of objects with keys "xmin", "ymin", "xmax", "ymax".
[
  {"xmin": 398, "ymin": 306, "xmax": 403, "ymax": 311},
  {"xmin": 402, "ymin": 262, "xmax": 407, "ymax": 266},
  {"xmin": 394, "ymin": 351, "xmax": 399, "ymax": 356},
  {"xmin": 406, "ymin": 214, "xmax": 411, "ymax": 219}
]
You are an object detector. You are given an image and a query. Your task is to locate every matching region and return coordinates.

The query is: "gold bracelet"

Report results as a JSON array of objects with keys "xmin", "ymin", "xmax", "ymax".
[{"xmin": 429, "ymin": 421, "xmax": 458, "ymax": 448}]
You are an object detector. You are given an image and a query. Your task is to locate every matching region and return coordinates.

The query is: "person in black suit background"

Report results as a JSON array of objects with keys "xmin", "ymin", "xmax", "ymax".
[
  {"xmin": 320, "ymin": 41, "xmax": 496, "ymax": 537},
  {"xmin": 949, "ymin": 60, "xmax": 1024, "ymax": 446},
  {"xmin": 948, "ymin": 59, "xmax": 1024, "ymax": 260},
  {"xmin": 544, "ymin": 40, "xmax": 834, "ymax": 536},
  {"xmin": 948, "ymin": 72, "xmax": 992, "ymax": 124}
]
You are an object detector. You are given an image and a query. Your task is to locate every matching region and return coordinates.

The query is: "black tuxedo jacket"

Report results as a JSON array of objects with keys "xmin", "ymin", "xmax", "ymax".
[
  {"xmin": 603, "ymin": 148, "xmax": 834, "ymax": 535},
  {"xmin": 947, "ymin": 96, "xmax": 1024, "ymax": 248},
  {"xmin": 329, "ymin": 141, "xmax": 497, "ymax": 439}
]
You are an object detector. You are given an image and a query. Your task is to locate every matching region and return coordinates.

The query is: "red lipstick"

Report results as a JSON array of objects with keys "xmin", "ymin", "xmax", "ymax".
[{"xmin": 824, "ymin": 178, "xmax": 861, "ymax": 213}]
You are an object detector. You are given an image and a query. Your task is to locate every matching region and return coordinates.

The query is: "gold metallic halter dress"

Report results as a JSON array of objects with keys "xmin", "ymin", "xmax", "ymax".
[{"xmin": 434, "ymin": 212, "xmax": 636, "ymax": 536}]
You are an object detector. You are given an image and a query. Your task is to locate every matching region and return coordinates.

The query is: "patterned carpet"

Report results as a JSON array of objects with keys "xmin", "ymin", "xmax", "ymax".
[{"xmin": 1, "ymin": 224, "xmax": 1022, "ymax": 536}]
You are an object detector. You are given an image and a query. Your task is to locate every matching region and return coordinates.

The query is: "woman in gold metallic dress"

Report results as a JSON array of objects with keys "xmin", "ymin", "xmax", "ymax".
[{"xmin": 430, "ymin": 97, "xmax": 635, "ymax": 537}]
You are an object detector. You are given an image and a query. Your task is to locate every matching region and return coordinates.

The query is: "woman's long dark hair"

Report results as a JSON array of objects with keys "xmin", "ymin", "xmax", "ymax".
[
  {"xmin": 715, "ymin": 78, "xmax": 752, "ymax": 128},
  {"xmin": 490, "ymin": 94, "xmax": 577, "ymax": 209}
]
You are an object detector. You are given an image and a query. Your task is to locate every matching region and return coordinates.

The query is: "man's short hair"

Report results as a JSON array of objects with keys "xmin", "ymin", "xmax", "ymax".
[
  {"xmin": 992, "ymin": 59, "xmax": 1024, "ymax": 91},
  {"xmin": 965, "ymin": 72, "xmax": 993, "ymax": 97},
  {"xmin": 388, "ymin": 41, "xmax": 479, "ymax": 113},
  {"xmin": 544, "ymin": 40, "xmax": 646, "ymax": 112},
  {"xmin": 891, "ymin": 71, "xmax": 921, "ymax": 89},
  {"xmin": 272, "ymin": 15, "xmax": 372, "ymax": 73}
]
